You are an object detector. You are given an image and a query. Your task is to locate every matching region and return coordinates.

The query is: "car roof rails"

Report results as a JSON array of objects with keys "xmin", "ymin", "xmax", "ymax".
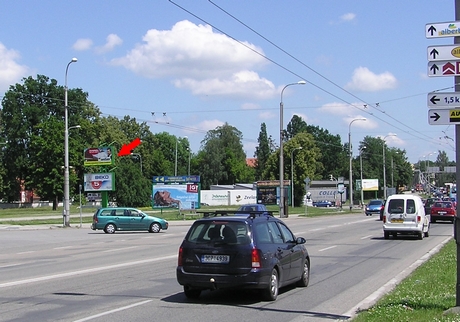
[{"xmin": 197, "ymin": 210, "xmax": 275, "ymax": 218}]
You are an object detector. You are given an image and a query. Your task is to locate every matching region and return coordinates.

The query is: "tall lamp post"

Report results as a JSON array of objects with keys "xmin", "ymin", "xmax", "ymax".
[
  {"xmin": 359, "ymin": 146, "xmax": 366, "ymax": 207},
  {"xmin": 187, "ymin": 147, "xmax": 191, "ymax": 176},
  {"xmin": 130, "ymin": 152, "xmax": 142, "ymax": 173},
  {"xmin": 175, "ymin": 136, "xmax": 187, "ymax": 176},
  {"xmin": 64, "ymin": 57, "xmax": 77, "ymax": 227},
  {"xmin": 382, "ymin": 134, "xmax": 397, "ymax": 200},
  {"xmin": 348, "ymin": 118, "xmax": 366, "ymax": 211},
  {"xmin": 291, "ymin": 147, "xmax": 302, "ymax": 207},
  {"xmin": 280, "ymin": 81, "xmax": 306, "ymax": 218}
]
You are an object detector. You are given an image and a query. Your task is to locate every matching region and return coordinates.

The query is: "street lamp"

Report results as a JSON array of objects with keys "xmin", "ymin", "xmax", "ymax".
[
  {"xmin": 280, "ymin": 80, "xmax": 306, "ymax": 218},
  {"xmin": 175, "ymin": 136, "xmax": 188, "ymax": 176},
  {"xmin": 382, "ymin": 134, "xmax": 397, "ymax": 200},
  {"xmin": 425, "ymin": 151, "xmax": 437, "ymax": 191},
  {"xmin": 348, "ymin": 118, "xmax": 366, "ymax": 211},
  {"xmin": 64, "ymin": 57, "xmax": 77, "ymax": 227},
  {"xmin": 187, "ymin": 147, "xmax": 191, "ymax": 176},
  {"xmin": 359, "ymin": 146, "xmax": 366, "ymax": 207},
  {"xmin": 291, "ymin": 146, "xmax": 302, "ymax": 207},
  {"xmin": 130, "ymin": 152, "xmax": 142, "ymax": 173}
]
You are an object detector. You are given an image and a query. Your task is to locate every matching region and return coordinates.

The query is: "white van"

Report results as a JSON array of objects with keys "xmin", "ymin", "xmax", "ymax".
[{"xmin": 382, "ymin": 194, "xmax": 430, "ymax": 240}]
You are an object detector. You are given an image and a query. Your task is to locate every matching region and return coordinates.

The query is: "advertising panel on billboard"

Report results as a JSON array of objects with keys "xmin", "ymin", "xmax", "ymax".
[
  {"xmin": 257, "ymin": 187, "xmax": 278, "ymax": 205},
  {"xmin": 84, "ymin": 146, "xmax": 114, "ymax": 166},
  {"xmin": 152, "ymin": 183, "xmax": 200, "ymax": 210},
  {"xmin": 362, "ymin": 179, "xmax": 379, "ymax": 191},
  {"xmin": 84, "ymin": 173, "xmax": 115, "ymax": 192}
]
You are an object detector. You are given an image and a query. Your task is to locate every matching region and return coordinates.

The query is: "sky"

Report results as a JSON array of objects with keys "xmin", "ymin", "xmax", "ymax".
[{"xmin": 0, "ymin": 0, "xmax": 459, "ymax": 165}]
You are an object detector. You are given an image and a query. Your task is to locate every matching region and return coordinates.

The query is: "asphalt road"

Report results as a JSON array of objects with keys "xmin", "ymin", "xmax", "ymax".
[{"xmin": 0, "ymin": 213, "xmax": 453, "ymax": 322}]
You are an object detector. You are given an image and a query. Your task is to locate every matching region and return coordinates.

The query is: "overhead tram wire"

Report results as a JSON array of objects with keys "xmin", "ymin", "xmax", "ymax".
[
  {"xmin": 203, "ymin": 1, "xmax": 445, "ymax": 145},
  {"xmin": 168, "ymin": 1, "xmax": 447, "ymax": 149}
]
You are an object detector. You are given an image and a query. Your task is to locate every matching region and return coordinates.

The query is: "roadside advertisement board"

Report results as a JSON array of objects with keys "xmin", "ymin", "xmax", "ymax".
[
  {"xmin": 84, "ymin": 146, "xmax": 114, "ymax": 166},
  {"xmin": 362, "ymin": 179, "xmax": 379, "ymax": 191},
  {"xmin": 152, "ymin": 183, "xmax": 200, "ymax": 210},
  {"xmin": 84, "ymin": 172, "xmax": 115, "ymax": 192}
]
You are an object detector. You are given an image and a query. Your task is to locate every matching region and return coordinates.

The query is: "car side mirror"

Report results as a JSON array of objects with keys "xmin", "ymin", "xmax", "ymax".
[{"xmin": 296, "ymin": 237, "xmax": 306, "ymax": 244}]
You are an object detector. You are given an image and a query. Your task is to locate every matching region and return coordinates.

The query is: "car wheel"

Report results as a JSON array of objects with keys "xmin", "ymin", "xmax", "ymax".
[
  {"xmin": 104, "ymin": 223, "xmax": 116, "ymax": 234},
  {"xmin": 183, "ymin": 286, "xmax": 201, "ymax": 299},
  {"xmin": 149, "ymin": 222, "xmax": 161, "ymax": 233},
  {"xmin": 297, "ymin": 259, "xmax": 310, "ymax": 287},
  {"xmin": 384, "ymin": 231, "xmax": 390, "ymax": 239},
  {"xmin": 262, "ymin": 268, "xmax": 279, "ymax": 301},
  {"xmin": 418, "ymin": 231, "xmax": 424, "ymax": 240}
]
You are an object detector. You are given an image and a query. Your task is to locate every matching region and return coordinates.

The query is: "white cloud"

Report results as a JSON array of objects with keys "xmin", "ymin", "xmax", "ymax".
[
  {"xmin": 241, "ymin": 103, "xmax": 261, "ymax": 110},
  {"xmin": 111, "ymin": 20, "xmax": 274, "ymax": 99},
  {"xmin": 73, "ymin": 38, "xmax": 93, "ymax": 51},
  {"xmin": 0, "ymin": 43, "xmax": 31, "ymax": 92},
  {"xmin": 259, "ymin": 111, "xmax": 275, "ymax": 120},
  {"xmin": 341, "ymin": 13, "xmax": 356, "ymax": 22},
  {"xmin": 345, "ymin": 67, "xmax": 397, "ymax": 92},
  {"xmin": 196, "ymin": 119, "xmax": 224, "ymax": 131},
  {"xmin": 319, "ymin": 102, "xmax": 363, "ymax": 115},
  {"xmin": 95, "ymin": 34, "xmax": 123, "ymax": 54}
]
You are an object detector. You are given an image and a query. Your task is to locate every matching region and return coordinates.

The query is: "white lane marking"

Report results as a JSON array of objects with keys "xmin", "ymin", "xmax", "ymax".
[
  {"xmin": 0, "ymin": 254, "xmax": 177, "ymax": 288},
  {"xmin": 318, "ymin": 245, "xmax": 337, "ymax": 252},
  {"xmin": 17, "ymin": 251, "xmax": 35, "ymax": 255},
  {"xmin": 54, "ymin": 246, "xmax": 73, "ymax": 250},
  {"xmin": 102, "ymin": 246, "xmax": 139, "ymax": 253},
  {"xmin": 73, "ymin": 299, "xmax": 153, "ymax": 322},
  {"xmin": 361, "ymin": 235, "xmax": 373, "ymax": 240}
]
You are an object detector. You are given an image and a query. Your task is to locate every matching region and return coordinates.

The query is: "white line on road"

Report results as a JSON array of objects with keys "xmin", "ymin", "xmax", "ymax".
[
  {"xmin": 54, "ymin": 246, "xmax": 73, "ymax": 250},
  {"xmin": 318, "ymin": 245, "xmax": 337, "ymax": 252},
  {"xmin": 73, "ymin": 299, "xmax": 153, "ymax": 322},
  {"xmin": 360, "ymin": 235, "xmax": 373, "ymax": 239},
  {"xmin": 102, "ymin": 245, "xmax": 139, "ymax": 253},
  {"xmin": 0, "ymin": 254, "xmax": 177, "ymax": 288}
]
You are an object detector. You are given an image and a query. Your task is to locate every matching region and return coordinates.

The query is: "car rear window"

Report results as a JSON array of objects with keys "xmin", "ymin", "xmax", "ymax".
[
  {"xmin": 186, "ymin": 221, "xmax": 250, "ymax": 245},
  {"xmin": 388, "ymin": 199, "xmax": 416, "ymax": 214},
  {"xmin": 369, "ymin": 200, "xmax": 382, "ymax": 205}
]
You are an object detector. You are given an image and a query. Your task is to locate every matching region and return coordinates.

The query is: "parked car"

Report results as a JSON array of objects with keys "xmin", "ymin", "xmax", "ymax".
[
  {"xmin": 313, "ymin": 200, "xmax": 334, "ymax": 207},
  {"xmin": 236, "ymin": 204, "xmax": 270, "ymax": 215},
  {"xmin": 365, "ymin": 199, "xmax": 385, "ymax": 217},
  {"xmin": 383, "ymin": 194, "xmax": 430, "ymax": 240},
  {"xmin": 176, "ymin": 211, "xmax": 310, "ymax": 301},
  {"xmin": 91, "ymin": 207, "xmax": 168, "ymax": 234},
  {"xmin": 430, "ymin": 201, "xmax": 456, "ymax": 223}
]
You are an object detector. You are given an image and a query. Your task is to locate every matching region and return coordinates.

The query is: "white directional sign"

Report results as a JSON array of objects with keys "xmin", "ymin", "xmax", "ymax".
[
  {"xmin": 428, "ymin": 45, "xmax": 460, "ymax": 61},
  {"xmin": 428, "ymin": 108, "xmax": 460, "ymax": 125},
  {"xmin": 427, "ymin": 92, "xmax": 460, "ymax": 107},
  {"xmin": 428, "ymin": 60, "xmax": 460, "ymax": 77},
  {"xmin": 426, "ymin": 21, "xmax": 460, "ymax": 38}
]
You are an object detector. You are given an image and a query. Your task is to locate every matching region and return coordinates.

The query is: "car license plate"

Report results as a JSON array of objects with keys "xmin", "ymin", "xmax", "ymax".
[
  {"xmin": 439, "ymin": 212, "xmax": 446, "ymax": 215},
  {"xmin": 392, "ymin": 218, "xmax": 404, "ymax": 223},
  {"xmin": 201, "ymin": 255, "xmax": 230, "ymax": 264}
]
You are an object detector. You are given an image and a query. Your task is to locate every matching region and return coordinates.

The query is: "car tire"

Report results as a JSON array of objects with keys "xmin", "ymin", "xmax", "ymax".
[
  {"xmin": 262, "ymin": 268, "xmax": 279, "ymax": 301},
  {"xmin": 104, "ymin": 223, "xmax": 116, "ymax": 234},
  {"xmin": 384, "ymin": 231, "xmax": 390, "ymax": 239},
  {"xmin": 149, "ymin": 222, "xmax": 161, "ymax": 233},
  {"xmin": 183, "ymin": 286, "xmax": 201, "ymax": 299},
  {"xmin": 418, "ymin": 231, "xmax": 424, "ymax": 240},
  {"xmin": 296, "ymin": 258, "xmax": 310, "ymax": 287}
]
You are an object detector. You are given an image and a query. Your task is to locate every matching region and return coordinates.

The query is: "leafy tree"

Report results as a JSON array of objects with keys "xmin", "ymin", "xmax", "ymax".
[
  {"xmin": 254, "ymin": 123, "xmax": 272, "ymax": 181},
  {"xmin": 113, "ymin": 159, "xmax": 151, "ymax": 207},
  {"xmin": 0, "ymin": 75, "xmax": 97, "ymax": 207},
  {"xmin": 285, "ymin": 115, "xmax": 308, "ymax": 140},
  {"xmin": 198, "ymin": 122, "xmax": 252, "ymax": 189}
]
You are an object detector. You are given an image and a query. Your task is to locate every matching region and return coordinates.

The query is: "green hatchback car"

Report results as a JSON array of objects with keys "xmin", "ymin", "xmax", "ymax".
[{"xmin": 91, "ymin": 207, "xmax": 168, "ymax": 234}]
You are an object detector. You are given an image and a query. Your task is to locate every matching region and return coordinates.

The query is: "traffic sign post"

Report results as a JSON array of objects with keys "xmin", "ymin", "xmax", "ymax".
[
  {"xmin": 428, "ymin": 108, "xmax": 460, "ymax": 125},
  {"xmin": 426, "ymin": 21, "xmax": 460, "ymax": 38},
  {"xmin": 428, "ymin": 44, "xmax": 460, "ymax": 61},
  {"xmin": 428, "ymin": 92, "xmax": 460, "ymax": 107}
]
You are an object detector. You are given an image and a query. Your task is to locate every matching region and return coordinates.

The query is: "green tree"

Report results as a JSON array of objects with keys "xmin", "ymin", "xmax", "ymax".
[
  {"xmin": 0, "ymin": 75, "xmax": 97, "ymax": 207},
  {"xmin": 198, "ymin": 122, "xmax": 252, "ymax": 189},
  {"xmin": 254, "ymin": 123, "xmax": 272, "ymax": 181}
]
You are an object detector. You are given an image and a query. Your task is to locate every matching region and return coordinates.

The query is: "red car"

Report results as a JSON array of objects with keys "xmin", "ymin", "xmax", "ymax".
[{"xmin": 430, "ymin": 201, "xmax": 456, "ymax": 223}]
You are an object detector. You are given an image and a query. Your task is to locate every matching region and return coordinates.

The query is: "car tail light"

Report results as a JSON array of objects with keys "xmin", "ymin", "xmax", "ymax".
[
  {"xmin": 178, "ymin": 247, "xmax": 183, "ymax": 266},
  {"xmin": 252, "ymin": 248, "xmax": 261, "ymax": 268},
  {"xmin": 417, "ymin": 215, "xmax": 422, "ymax": 223},
  {"xmin": 93, "ymin": 215, "xmax": 98, "ymax": 223},
  {"xmin": 383, "ymin": 215, "xmax": 386, "ymax": 223}
]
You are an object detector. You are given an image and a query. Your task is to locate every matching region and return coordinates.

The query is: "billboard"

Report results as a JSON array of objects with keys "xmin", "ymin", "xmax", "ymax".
[
  {"xmin": 152, "ymin": 183, "xmax": 200, "ymax": 210},
  {"xmin": 84, "ymin": 146, "xmax": 114, "ymax": 166},
  {"xmin": 84, "ymin": 172, "xmax": 115, "ymax": 192},
  {"xmin": 362, "ymin": 179, "xmax": 379, "ymax": 191}
]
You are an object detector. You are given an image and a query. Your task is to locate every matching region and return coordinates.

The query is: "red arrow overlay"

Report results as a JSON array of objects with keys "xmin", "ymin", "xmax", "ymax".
[{"xmin": 118, "ymin": 138, "xmax": 141, "ymax": 156}]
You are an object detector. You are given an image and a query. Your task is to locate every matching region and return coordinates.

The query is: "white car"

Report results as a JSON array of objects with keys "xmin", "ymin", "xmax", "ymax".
[{"xmin": 382, "ymin": 194, "xmax": 430, "ymax": 240}]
